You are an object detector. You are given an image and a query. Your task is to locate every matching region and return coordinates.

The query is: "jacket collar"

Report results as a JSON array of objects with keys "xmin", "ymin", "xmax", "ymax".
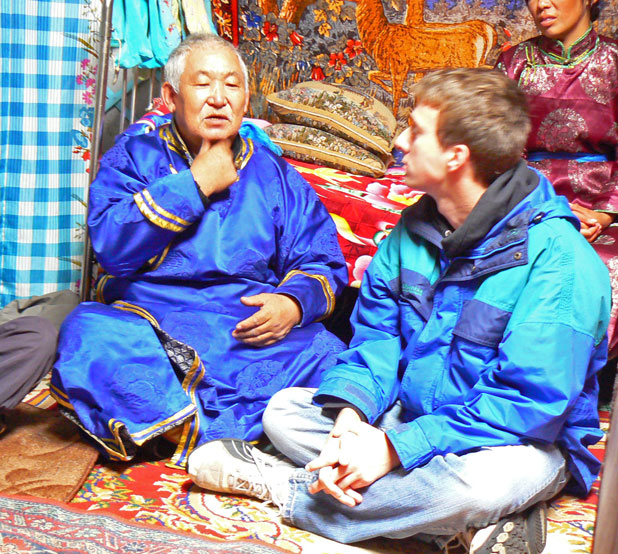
[
  {"xmin": 441, "ymin": 160, "xmax": 538, "ymax": 258},
  {"xmin": 403, "ymin": 161, "xmax": 576, "ymax": 263}
]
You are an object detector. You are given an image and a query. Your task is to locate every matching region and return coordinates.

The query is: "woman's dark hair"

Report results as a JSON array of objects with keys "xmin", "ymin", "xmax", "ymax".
[{"xmin": 591, "ymin": 0, "xmax": 602, "ymax": 22}]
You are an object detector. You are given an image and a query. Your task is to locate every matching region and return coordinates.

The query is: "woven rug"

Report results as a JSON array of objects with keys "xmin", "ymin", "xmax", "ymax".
[
  {"xmin": 0, "ymin": 494, "xmax": 289, "ymax": 553},
  {"xmin": 63, "ymin": 413, "xmax": 609, "ymax": 554},
  {"xmin": 70, "ymin": 459, "xmax": 434, "ymax": 554}
]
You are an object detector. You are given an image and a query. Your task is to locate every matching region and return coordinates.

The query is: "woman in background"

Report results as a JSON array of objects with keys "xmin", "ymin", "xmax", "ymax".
[{"xmin": 497, "ymin": 1, "xmax": 618, "ymax": 383}]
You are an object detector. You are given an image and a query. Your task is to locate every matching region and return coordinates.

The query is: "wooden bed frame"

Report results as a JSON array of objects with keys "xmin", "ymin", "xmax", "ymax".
[{"xmin": 592, "ymin": 378, "xmax": 618, "ymax": 553}]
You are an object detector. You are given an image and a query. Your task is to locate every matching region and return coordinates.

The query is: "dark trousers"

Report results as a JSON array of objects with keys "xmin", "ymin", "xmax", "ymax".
[
  {"xmin": 0, "ymin": 316, "xmax": 57, "ymax": 410},
  {"xmin": 0, "ymin": 290, "xmax": 78, "ymax": 410}
]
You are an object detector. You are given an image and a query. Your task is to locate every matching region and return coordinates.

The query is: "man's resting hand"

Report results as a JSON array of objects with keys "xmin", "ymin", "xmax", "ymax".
[
  {"xmin": 232, "ymin": 293, "xmax": 302, "ymax": 347},
  {"xmin": 305, "ymin": 407, "xmax": 400, "ymax": 507}
]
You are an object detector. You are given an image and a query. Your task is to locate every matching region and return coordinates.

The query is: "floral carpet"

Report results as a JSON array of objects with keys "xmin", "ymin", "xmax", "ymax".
[
  {"xmin": 61, "ymin": 415, "xmax": 607, "ymax": 554},
  {"xmin": 19, "ymin": 368, "xmax": 608, "ymax": 554},
  {"xmin": 69, "ymin": 460, "xmax": 431, "ymax": 554}
]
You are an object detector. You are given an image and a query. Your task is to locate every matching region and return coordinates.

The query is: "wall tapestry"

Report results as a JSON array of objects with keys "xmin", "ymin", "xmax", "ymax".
[{"xmin": 211, "ymin": 0, "xmax": 618, "ymax": 127}]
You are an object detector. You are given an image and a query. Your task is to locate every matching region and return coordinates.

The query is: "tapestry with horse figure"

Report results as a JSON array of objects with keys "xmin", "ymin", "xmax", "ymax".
[{"xmin": 212, "ymin": 0, "xmax": 618, "ymax": 127}]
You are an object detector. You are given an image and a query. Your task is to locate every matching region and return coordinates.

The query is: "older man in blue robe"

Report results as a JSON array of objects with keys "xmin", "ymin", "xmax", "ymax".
[{"xmin": 51, "ymin": 34, "xmax": 348, "ymax": 468}]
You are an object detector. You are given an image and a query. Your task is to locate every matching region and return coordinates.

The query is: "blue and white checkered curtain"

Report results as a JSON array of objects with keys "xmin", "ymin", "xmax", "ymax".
[{"xmin": 0, "ymin": 0, "xmax": 95, "ymax": 306}]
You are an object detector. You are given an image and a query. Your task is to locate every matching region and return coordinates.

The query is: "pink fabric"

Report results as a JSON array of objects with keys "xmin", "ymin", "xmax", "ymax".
[{"xmin": 498, "ymin": 29, "xmax": 618, "ymax": 356}]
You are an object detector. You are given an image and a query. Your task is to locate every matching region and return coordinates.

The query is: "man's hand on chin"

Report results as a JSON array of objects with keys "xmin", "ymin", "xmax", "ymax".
[
  {"xmin": 190, "ymin": 137, "xmax": 238, "ymax": 197},
  {"xmin": 232, "ymin": 293, "xmax": 302, "ymax": 347}
]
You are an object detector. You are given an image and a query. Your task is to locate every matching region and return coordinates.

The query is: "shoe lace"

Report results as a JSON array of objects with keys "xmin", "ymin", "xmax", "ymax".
[
  {"xmin": 228, "ymin": 473, "xmax": 272, "ymax": 502},
  {"xmin": 251, "ymin": 450, "xmax": 288, "ymax": 511}
]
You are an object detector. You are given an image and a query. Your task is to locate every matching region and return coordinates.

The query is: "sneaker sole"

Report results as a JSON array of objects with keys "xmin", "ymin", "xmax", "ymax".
[{"xmin": 474, "ymin": 502, "xmax": 547, "ymax": 554}]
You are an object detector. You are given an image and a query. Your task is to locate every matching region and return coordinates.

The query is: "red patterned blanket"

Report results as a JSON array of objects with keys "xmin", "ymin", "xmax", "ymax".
[{"xmin": 287, "ymin": 158, "xmax": 419, "ymax": 287}]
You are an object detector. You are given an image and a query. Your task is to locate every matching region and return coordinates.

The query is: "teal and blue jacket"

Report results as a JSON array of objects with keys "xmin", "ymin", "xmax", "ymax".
[{"xmin": 315, "ymin": 161, "xmax": 611, "ymax": 496}]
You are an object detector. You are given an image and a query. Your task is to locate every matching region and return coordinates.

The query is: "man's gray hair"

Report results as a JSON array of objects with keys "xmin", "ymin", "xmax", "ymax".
[{"xmin": 164, "ymin": 34, "xmax": 249, "ymax": 93}]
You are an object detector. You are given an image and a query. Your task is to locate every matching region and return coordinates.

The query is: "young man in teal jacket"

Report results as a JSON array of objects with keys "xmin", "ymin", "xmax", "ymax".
[{"xmin": 187, "ymin": 68, "xmax": 611, "ymax": 554}]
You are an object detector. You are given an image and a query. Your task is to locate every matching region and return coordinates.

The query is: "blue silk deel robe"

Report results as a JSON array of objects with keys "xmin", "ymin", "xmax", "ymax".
[{"xmin": 51, "ymin": 123, "xmax": 348, "ymax": 468}]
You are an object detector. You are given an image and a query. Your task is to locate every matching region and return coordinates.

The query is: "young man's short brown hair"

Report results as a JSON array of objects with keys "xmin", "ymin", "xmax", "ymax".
[{"xmin": 412, "ymin": 68, "xmax": 531, "ymax": 185}]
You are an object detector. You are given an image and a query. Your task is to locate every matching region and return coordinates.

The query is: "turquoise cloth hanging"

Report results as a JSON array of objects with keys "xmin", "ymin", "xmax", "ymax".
[{"xmin": 112, "ymin": 0, "xmax": 183, "ymax": 69}]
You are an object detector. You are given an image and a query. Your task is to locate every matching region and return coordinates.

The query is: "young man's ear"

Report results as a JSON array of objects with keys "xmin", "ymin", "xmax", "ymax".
[
  {"xmin": 161, "ymin": 82, "xmax": 177, "ymax": 113},
  {"xmin": 446, "ymin": 144, "xmax": 470, "ymax": 173}
]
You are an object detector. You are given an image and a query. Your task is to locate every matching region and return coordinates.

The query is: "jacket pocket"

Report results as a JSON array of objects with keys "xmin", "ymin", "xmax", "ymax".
[
  {"xmin": 437, "ymin": 300, "xmax": 512, "ymax": 406},
  {"xmin": 452, "ymin": 299, "xmax": 511, "ymax": 347}
]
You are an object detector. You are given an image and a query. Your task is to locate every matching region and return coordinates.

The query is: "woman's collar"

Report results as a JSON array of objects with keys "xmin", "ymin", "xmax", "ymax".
[{"xmin": 538, "ymin": 25, "xmax": 597, "ymax": 64}]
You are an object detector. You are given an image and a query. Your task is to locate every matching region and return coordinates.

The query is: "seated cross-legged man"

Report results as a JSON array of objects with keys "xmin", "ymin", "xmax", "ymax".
[
  {"xmin": 50, "ymin": 34, "xmax": 348, "ymax": 468},
  {"xmin": 189, "ymin": 68, "xmax": 611, "ymax": 554}
]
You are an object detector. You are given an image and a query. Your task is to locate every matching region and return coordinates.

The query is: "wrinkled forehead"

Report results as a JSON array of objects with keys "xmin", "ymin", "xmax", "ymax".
[{"xmin": 183, "ymin": 45, "xmax": 246, "ymax": 83}]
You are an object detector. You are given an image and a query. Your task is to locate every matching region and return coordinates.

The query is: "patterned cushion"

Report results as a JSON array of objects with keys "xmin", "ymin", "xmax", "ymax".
[
  {"xmin": 266, "ymin": 82, "xmax": 396, "ymax": 156},
  {"xmin": 265, "ymin": 123, "xmax": 388, "ymax": 177}
]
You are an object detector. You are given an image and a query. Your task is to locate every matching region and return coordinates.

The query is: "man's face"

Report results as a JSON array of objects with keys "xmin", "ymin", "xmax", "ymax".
[
  {"xmin": 395, "ymin": 104, "xmax": 449, "ymax": 194},
  {"xmin": 165, "ymin": 45, "xmax": 249, "ymax": 154}
]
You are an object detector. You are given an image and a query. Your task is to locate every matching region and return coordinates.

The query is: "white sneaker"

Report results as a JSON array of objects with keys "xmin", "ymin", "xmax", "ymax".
[{"xmin": 188, "ymin": 439, "xmax": 294, "ymax": 509}]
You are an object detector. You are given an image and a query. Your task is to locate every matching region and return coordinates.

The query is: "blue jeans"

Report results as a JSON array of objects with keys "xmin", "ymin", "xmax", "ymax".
[{"xmin": 262, "ymin": 387, "xmax": 569, "ymax": 545}]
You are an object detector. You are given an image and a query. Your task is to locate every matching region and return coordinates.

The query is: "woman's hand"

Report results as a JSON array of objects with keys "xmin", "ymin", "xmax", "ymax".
[{"xmin": 569, "ymin": 203, "xmax": 614, "ymax": 243}]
